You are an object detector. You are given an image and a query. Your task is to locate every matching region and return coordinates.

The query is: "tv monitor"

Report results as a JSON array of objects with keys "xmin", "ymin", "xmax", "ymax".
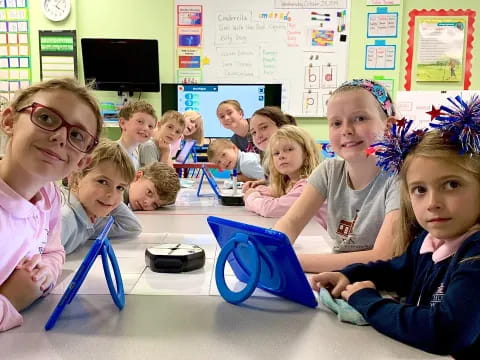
[
  {"xmin": 161, "ymin": 84, "xmax": 282, "ymax": 138},
  {"xmin": 81, "ymin": 38, "xmax": 160, "ymax": 94}
]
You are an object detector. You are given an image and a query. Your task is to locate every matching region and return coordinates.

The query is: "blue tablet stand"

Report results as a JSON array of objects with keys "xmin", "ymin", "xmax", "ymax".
[
  {"xmin": 208, "ymin": 216, "xmax": 318, "ymax": 308},
  {"xmin": 45, "ymin": 216, "xmax": 125, "ymax": 330}
]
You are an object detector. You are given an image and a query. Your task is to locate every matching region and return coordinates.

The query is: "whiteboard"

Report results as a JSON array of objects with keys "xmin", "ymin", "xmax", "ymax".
[{"xmin": 174, "ymin": 0, "xmax": 351, "ymax": 117}]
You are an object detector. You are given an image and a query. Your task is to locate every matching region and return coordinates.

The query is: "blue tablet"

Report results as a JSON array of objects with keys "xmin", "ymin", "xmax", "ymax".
[
  {"xmin": 45, "ymin": 217, "xmax": 124, "ymax": 330},
  {"xmin": 175, "ymin": 139, "xmax": 197, "ymax": 164},
  {"xmin": 207, "ymin": 216, "xmax": 317, "ymax": 308}
]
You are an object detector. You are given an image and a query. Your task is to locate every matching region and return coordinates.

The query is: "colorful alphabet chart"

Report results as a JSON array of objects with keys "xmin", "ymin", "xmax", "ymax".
[{"xmin": 0, "ymin": 0, "xmax": 30, "ymax": 102}]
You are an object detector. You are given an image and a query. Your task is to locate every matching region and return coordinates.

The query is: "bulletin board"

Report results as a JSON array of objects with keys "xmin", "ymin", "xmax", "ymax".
[
  {"xmin": 0, "ymin": 0, "xmax": 30, "ymax": 103},
  {"xmin": 39, "ymin": 30, "xmax": 77, "ymax": 81},
  {"xmin": 404, "ymin": 9, "xmax": 475, "ymax": 90},
  {"xmin": 173, "ymin": 0, "xmax": 351, "ymax": 117}
]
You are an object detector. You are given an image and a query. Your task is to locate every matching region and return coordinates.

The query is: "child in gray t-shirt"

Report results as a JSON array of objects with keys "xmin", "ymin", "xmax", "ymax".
[{"xmin": 274, "ymin": 79, "xmax": 400, "ymax": 273}]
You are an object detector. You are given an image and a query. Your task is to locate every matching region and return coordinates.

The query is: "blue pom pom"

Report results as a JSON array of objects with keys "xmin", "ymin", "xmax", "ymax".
[{"xmin": 430, "ymin": 95, "xmax": 480, "ymax": 154}]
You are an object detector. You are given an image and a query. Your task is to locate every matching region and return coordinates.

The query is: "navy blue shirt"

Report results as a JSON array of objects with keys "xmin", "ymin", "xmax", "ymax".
[{"xmin": 341, "ymin": 231, "xmax": 480, "ymax": 359}]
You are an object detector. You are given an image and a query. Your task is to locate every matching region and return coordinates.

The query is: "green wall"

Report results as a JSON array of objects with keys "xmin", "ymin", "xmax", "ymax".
[{"xmin": 27, "ymin": 0, "xmax": 479, "ymax": 140}]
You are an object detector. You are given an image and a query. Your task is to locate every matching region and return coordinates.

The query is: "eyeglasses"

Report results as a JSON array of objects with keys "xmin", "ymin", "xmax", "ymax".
[{"xmin": 18, "ymin": 102, "xmax": 98, "ymax": 153}]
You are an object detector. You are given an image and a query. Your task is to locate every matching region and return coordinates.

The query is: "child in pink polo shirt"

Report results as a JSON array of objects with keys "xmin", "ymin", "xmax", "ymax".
[{"xmin": 0, "ymin": 78, "xmax": 102, "ymax": 331}]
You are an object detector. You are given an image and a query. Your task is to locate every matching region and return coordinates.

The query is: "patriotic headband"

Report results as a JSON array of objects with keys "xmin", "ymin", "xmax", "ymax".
[
  {"xmin": 337, "ymin": 79, "xmax": 395, "ymax": 117},
  {"xmin": 368, "ymin": 94, "xmax": 480, "ymax": 175},
  {"xmin": 367, "ymin": 119, "xmax": 427, "ymax": 175},
  {"xmin": 429, "ymin": 94, "xmax": 480, "ymax": 154}
]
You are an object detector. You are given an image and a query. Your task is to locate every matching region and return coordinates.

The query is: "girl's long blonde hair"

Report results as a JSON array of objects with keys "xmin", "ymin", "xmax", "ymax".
[
  {"xmin": 396, "ymin": 130, "xmax": 480, "ymax": 256},
  {"xmin": 265, "ymin": 125, "xmax": 319, "ymax": 198},
  {"xmin": 183, "ymin": 110, "xmax": 204, "ymax": 145}
]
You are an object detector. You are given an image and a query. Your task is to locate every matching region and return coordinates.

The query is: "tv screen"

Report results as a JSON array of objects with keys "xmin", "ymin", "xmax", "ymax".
[
  {"xmin": 161, "ymin": 84, "xmax": 282, "ymax": 138},
  {"xmin": 81, "ymin": 38, "xmax": 160, "ymax": 93}
]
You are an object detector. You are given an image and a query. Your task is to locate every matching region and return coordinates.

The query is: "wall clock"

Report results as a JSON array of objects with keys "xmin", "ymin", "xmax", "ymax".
[{"xmin": 42, "ymin": 0, "xmax": 71, "ymax": 22}]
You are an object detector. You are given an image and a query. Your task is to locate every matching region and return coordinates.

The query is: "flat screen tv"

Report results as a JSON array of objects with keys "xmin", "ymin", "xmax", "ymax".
[
  {"xmin": 161, "ymin": 84, "xmax": 282, "ymax": 138},
  {"xmin": 81, "ymin": 38, "xmax": 160, "ymax": 93}
]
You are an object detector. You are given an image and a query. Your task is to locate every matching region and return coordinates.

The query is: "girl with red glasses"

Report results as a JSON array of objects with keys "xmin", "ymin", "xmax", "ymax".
[{"xmin": 0, "ymin": 78, "xmax": 102, "ymax": 332}]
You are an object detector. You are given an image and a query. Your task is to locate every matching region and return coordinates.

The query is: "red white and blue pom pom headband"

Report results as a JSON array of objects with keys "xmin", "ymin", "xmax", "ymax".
[{"xmin": 368, "ymin": 94, "xmax": 480, "ymax": 175}]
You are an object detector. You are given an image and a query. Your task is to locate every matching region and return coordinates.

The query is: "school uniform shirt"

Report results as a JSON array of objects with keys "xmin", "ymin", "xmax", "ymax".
[
  {"xmin": 0, "ymin": 179, "xmax": 65, "ymax": 332},
  {"xmin": 138, "ymin": 139, "xmax": 168, "ymax": 168},
  {"xmin": 61, "ymin": 188, "xmax": 142, "ymax": 255},
  {"xmin": 236, "ymin": 151, "xmax": 264, "ymax": 180},
  {"xmin": 117, "ymin": 139, "xmax": 140, "ymax": 170},
  {"xmin": 244, "ymin": 179, "xmax": 327, "ymax": 229},
  {"xmin": 308, "ymin": 158, "xmax": 399, "ymax": 252},
  {"xmin": 341, "ymin": 231, "xmax": 480, "ymax": 359}
]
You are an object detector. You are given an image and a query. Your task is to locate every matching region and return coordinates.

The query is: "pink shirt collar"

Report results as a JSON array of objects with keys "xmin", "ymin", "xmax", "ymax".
[
  {"xmin": 419, "ymin": 231, "xmax": 476, "ymax": 263},
  {"xmin": 0, "ymin": 177, "xmax": 51, "ymax": 218}
]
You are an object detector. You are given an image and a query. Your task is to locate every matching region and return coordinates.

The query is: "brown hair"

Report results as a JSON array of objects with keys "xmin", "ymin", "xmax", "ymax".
[
  {"xmin": 266, "ymin": 125, "xmax": 319, "ymax": 197},
  {"xmin": 396, "ymin": 130, "xmax": 480, "ymax": 256},
  {"xmin": 207, "ymin": 138, "xmax": 236, "ymax": 161},
  {"xmin": 119, "ymin": 100, "xmax": 157, "ymax": 122},
  {"xmin": 9, "ymin": 78, "xmax": 103, "ymax": 139},
  {"xmin": 69, "ymin": 138, "xmax": 136, "ymax": 191},
  {"xmin": 158, "ymin": 110, "xmax": 185, "ymax": 129},
  {"xmin": 139, "ymin": 162, "xmax": 180, "ymax": 205},
  {"xmin": 183, "ymin": 110, "xmax": 204, "ymax": 144},
  {"xmin": 216, "ymin": 100, "xmax": 244, "ymax": 117},
  {"xmin": 252, "ymin": 106, "xmax": 294, "ymax": 128}
]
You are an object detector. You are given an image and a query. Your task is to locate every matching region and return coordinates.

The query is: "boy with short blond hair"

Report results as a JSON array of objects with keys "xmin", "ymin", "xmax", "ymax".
[
  {"xmin": 139, "ymin": 110, "xmax": 186, "ymax": 167},
  {"xmin": 126, "ymin": 162, "xmax": 181, "ymax": 211},
  {"xmin": 208, "ymin": 139, "xmax": 264, "ymax": 182},
  {"xmin": 117, "ymin": 100, "xmax": 157, "ymax": 170}
]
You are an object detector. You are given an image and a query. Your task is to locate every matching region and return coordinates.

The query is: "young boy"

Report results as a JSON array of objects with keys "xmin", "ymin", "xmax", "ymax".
[
  {"xmin": 117, "ymin": 100, "xmax": 157, "ymax": 170},
  {"xmin": 207, "ymin": 139, "xmax": 264, "ymax": 182},
  {"xmin": 139, "ymin": 110, "xmax": 185, "ymax": 167},
  {"xmin": 125, "ymin": 162, "xmax": 181, "ymax": 211},
  {"xmin": 61, "ymin": 139, "xmax": 141, "ymax": 254}
]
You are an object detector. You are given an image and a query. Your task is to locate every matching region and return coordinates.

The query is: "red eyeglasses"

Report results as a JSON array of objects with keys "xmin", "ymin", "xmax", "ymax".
[{"xmin": 18, "ymin": 102, "xmax": 98, "ymax": 153}]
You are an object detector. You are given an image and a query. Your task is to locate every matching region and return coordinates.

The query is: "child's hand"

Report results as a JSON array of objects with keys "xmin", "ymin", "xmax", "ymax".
[
  {"xmin": 155, "ymin": 136, "xmax": 171, "ymax": 152},
  {"xmin": 0, "ymin": 268, "xmax": 44, "ymax": 311},
  {"xmin": 242, "ymin": 179, "xmax": 266, "ymax": 192},
  {"xmin": 341, "ymin": 281, "xmax": 376, "ymax": 301},
  {"xmin": 16, "ymin": 254, "xmax": 55, "ymax": 292},
  {"xmin": 310, "ymin": 272, "xmax": 350, "ymax": 297},
  {"xmin": 243, "ymin": 188, "xmax": 259, "ymax": 199}
]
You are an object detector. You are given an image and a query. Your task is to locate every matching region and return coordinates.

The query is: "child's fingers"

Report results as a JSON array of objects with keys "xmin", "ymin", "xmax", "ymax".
[
  {"xmin": 40, "ymin": 275, "xmax": 54, "ymax": 293},
  {"xmin": 310, "ymin": 273, "xmax": 332, "ymax": 291},
  {"xmin": 20, "ymin": 254, "xmax": 42, "ymax": 272},
  {"xmin": 15, "ymin": 256, "xmax": 29, "ymax": 269},
  {"xmin": 331, "ymin": 282, "xmax": 348, "ymax": 298}
]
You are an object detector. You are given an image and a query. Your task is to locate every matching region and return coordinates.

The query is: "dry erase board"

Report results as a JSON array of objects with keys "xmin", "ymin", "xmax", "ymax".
[{"xmin": 174, "ymin": 0, "xmax": 351, "ymax": 117}]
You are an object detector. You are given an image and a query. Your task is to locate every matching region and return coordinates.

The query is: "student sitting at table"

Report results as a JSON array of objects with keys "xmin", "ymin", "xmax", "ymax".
[
  {"xmin": 170, "ymin": 110, "xmax": 205, "ymax": 157},
  {"xmin": 312, "ymin": 113, "xmax": 480, "ymax": 358},
  {"xmin": 244, "ymin": 125, "xmax": 327, "ymax": 229},
  {"xmin": 117, "ymin": 100, "xmax": 157, "ymax": 170},
  {"xmin": 139, "ymin": 110, "xmax": 185, "ymax": 167},
  {"xmin": 0, "ymin": 78, "xmax": 102, "ymax": 332},
  {"xmin": 61, "ymin": 139, "xmax": 141, "ymax": 254},
  {"xmin": 274, "ymin": 79, "xmax": 399, "ymax": 273},
  {"xmin": 125, "ymin": 161, "xmax": 181, "ymax": 211},
  {"xmin": 207, "ymin": 138, "xmax": 264, "ymax": 182}
]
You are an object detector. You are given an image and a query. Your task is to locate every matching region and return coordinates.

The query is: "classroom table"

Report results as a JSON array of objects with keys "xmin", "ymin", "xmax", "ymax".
[{"xmin": 0, "ymin": 186, "xmax": 447, "ymax": 360}]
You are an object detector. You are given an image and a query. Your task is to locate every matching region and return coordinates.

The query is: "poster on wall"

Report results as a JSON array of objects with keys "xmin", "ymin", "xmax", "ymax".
[
  {"xmin": 404, "ymin": 9, "xmax": 475, "ymax": 90},
  {"xmin": 0, "ymin": 0, "xmax": 30, "ymax": 104},
  {"xmin": 415, "ymin": 17, "xmax": 465, "ymax": 82},
  {"xmin": 39, "ymin": 30, "xmax": 77, "ymax": 81}
]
